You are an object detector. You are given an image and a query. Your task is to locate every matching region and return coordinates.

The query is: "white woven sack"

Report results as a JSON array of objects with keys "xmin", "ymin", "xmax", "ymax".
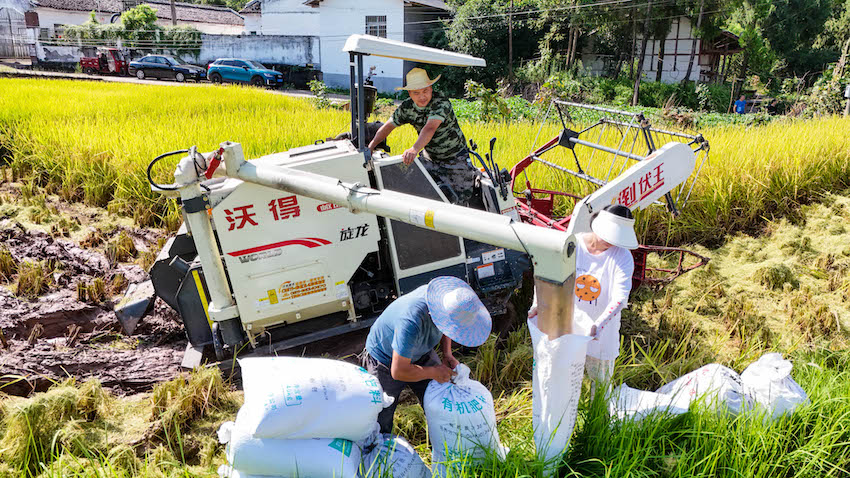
[
  {"xmin": 361, "ymin": 434, "xmax": 431, "ymax": 478},
  {"xmin": 217, "ymin": 465, "xmax": 274, "ymax": 478},
  {"xmin": 218, "ymin": 420, "xmax": 362, "ymax": 478},
  {"xmin": 608, "ymin": 384, "xmax": 689, "ymax": 421},
  {"xmin": 238, "ymin": 356, "xmax": 393, "ymax": 440},
  {"xmin": 528, "ymin": 317, "xmax": 592, "ymax": 475},
  {"xmin": 655, "ymin": 363, "xmax": 751, "ymax": 414},
  {"xmin": 424, "ymin": 364, "xmax": 506, "ymax": 477},
  {"xmin": 740, "ymin": 353, "xmax": 809, "ymax": 419}
]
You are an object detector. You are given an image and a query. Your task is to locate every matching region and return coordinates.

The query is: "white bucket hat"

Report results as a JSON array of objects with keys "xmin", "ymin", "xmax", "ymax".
[
  {"xmin": 396, "ymin": 68, "xmax": 441, "ymax": 91},
  {"xmin": 426, "ymin": 276, "xmax": 491, "ymax": 347},
  {"xmin": 591, "ymin": 206, "xmax": 639, "ymax": 250}
]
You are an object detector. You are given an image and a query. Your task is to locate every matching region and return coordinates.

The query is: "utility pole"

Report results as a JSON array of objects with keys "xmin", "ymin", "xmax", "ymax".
[
  {"xmin": 508, "ymin": 0, "xmax": 513, "ymax": 79},
  {"xmin": 170, "ymin": 0, "xmax": 177, "ymax": 26}
]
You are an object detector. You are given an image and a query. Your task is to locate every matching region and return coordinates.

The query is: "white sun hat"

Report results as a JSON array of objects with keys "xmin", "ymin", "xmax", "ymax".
[
  {"xmin": 426, "ymin": 276, "xmax": 491, "ymax": 347},
  {"xmin": 396, "ymin": 67, "xmax": 441, "ymax": 91},
  {"xmin": 591, "ymin": 206, "xmax": 639, "ymax": 250}
]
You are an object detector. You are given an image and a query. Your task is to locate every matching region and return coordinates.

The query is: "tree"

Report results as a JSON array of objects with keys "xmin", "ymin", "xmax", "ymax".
[
  {"xmin": 682, "ymin": 0, "xmax": 705, "ymax": 83},
  {"xmin": 763, "ymin": 0, "xmax": 836, "ymax": 76},
  {"xmin": 442, "ymin": 0, "xmax": 539, "ymax": 90},
  {"xmin": 632, "ymin": 0, "xmax": 653, "ymax": 105}
]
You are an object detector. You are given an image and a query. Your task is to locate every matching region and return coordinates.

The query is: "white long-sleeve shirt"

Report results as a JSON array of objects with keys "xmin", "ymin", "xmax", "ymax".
[{"xmin": 574, "ymin": 233, "xmax": 634, "ymax": 360}]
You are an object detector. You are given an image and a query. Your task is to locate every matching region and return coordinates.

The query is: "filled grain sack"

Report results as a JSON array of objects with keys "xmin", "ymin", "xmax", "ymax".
[
  {"xmin": 423, "ymin": 364, "xmax": 506, "ymax": 477},
  {"xmin": 740, "ymin": 353, "xmax": 809, "ymax": 419},
  {"xmin": 608, "ymin": 384, "xmax": 689, "ymax": 420},
  {"xmin": 217, "ymin": 465, "xmax": 274, "ymax": 478},
  {"xmin": 528, "ymin": 317, "xmax": 592, "ymax": 473},
  {"xmin": 218, "ymin": 420, "xmax": 362, "ymax": 478},
  {"xmin": 656, "ymin": 363, "xmax": 751, "ymax": 414},
  {"xmin": 361, "ymin": 434, "xmax": 431, "ymax": 478},
  {"xmin": 238, "ymin": 356, "xmax": 393, "ymax": 440}
]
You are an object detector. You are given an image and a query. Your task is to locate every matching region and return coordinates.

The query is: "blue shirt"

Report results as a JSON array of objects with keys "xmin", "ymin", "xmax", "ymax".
[
  {"xmin": 366, "ymin": 285, "xmax": 443, "ymax": 366},
  {"xmin": 734, "ymin": 100, "xmax": 746, "ymax": 114}
]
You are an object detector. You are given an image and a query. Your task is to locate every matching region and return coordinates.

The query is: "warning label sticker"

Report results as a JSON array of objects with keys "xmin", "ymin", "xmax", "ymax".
[{"xmin": 278, "ymin": 276, "xmax": 327, "ymax": 300}]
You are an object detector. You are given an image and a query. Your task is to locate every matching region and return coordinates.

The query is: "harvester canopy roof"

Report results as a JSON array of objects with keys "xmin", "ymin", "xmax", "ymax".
[{"xmin": 342, "ymin": 35, "xmax": 486, "ymax": 67}]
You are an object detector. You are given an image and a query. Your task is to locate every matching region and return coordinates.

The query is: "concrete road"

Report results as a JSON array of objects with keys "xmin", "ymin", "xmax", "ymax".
[{"xmin": 0, "ymin": 68, "xmax": 352, "ymax": 100}]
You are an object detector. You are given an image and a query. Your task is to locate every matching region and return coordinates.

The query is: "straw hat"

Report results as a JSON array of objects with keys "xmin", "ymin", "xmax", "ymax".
[
  {"xmin": 396, "ymin": 68, "xmax": 441, "ymax": 91},
  {"xmin": 591, "ymin": 204, "xmax": 639, "ymax": 250},
  {"xmin": 426, "ymin": 276, "xmax": 491, "ymax": 347}
]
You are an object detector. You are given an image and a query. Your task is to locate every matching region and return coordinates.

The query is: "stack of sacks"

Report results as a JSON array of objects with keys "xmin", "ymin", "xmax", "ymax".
[
  {"xmin": 423, "ymin": 364, "xmax": 507, "ymax": 477},
  {"xmin": 218, "ymin": 357, "xmax": 393, "ymax": 478}
]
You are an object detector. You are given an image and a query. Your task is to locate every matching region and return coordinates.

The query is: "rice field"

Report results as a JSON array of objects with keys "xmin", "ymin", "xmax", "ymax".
[
  {"xmin": 1, "ymin": 78, "xmax": 849, "ymax": 244},
  {"xmin": 1, "ymin": 78, "xmax": 849, "ymax": 477}
]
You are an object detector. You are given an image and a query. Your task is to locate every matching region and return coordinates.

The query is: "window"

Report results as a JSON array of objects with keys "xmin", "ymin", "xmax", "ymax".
[
  {"xmin": 53, "ymin": 23, "xmax": 64, "ymax": 38},
  {"xmin": 39, "ymin": 28, "xmax": 48, "ymax": 40},
  {"xmin": 365, "ymin": 15, "xmax": 386, "ymax": 38}
]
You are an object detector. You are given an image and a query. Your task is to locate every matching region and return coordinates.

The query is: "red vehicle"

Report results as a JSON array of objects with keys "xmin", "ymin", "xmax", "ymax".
[{"xmin": 80, "ymin": 48, "xmax": 128, "ymax": 76}]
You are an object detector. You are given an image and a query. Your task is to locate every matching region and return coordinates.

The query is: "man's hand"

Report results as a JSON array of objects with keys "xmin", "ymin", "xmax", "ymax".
[
  {"xmin": 430, "ymin": 364, "xmax": 456, "ymax": 384},
  {"xmin": 442, "ymin": 354, "xmax": 459, "ymax": 370},
  {"xmin": 402, "ymin": 147, "xmax": 418, "ymax": 165},
  {"xmin": 590, "ymin": 324, "xmax": 599, "ymax": 340}
]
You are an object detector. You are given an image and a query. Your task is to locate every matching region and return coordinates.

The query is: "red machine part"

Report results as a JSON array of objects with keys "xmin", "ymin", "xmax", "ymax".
[{"xmin": 509, "ymin": 139, "xmax": 708, "ymax": 289}]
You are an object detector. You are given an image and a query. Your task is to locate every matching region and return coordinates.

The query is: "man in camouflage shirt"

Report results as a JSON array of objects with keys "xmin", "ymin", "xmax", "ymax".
[{"xmin": 368, "ymin": 68, "xmax": 478, "ymax": 205}]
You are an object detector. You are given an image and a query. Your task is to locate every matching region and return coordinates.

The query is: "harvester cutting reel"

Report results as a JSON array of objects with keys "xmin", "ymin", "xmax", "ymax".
[{"xmin": 509, "ymin": 100, "xmax": 710, "ymax": 288}]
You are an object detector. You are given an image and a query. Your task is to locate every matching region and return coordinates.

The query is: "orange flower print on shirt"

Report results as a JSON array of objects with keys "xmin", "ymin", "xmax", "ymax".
[{"xmin": 575, "ymin": 274, "xmax": 601, "ymax": 303}]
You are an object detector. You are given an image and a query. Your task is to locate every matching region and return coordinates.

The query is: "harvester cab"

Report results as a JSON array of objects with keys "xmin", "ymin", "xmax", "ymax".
[{"xmin": 142, "ymin": 35, "xmax": 531, "ymax": 367}]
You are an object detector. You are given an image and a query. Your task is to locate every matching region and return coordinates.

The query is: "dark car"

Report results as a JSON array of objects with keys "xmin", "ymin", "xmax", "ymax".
[
  {"xmin": 207, "ymin": 58, "xmax": 284, "ymax": 88},
  {"xmin": 128, "ymin": 55, "xmax": 206, "ymax": 82}
]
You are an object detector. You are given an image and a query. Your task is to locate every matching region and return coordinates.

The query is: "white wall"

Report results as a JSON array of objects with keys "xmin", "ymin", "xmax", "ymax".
[
  {"xmin": 261, "ymin": 0, "xmax": 319, "ymax": 36},
  {"xmin": 243, "ymin": 13, "xmax": 261, "ymax": 34},
  {"xmin": 318, "ymin": 0, "xmax": 404, "ymax": 92},
  {"xmin": 581, "ymin": 16, "xmax": 702, "ymax": 84},
  {"xmin": 198, "ymin": 33, "xmax": 318, "ymax": 65},
  {"xmin": 34, "ymin": 8, "xmax": 112, "ymax": 37},
  {"xmin": 638, "ymin": 17, "xmax": 701, "ymax": 83}
]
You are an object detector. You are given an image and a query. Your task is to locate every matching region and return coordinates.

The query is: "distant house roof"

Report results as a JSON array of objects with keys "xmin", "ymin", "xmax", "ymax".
[
  {"xmin": 31, "ymin": 0, "xmax": 244, "ymax": 25},
  {"xmin": 302, "ymin": 0, "xmax": 448, "ymax": 10},
  {"xmin": 239, "ymin": 0, "xmax": 260, "ymax": 14}
]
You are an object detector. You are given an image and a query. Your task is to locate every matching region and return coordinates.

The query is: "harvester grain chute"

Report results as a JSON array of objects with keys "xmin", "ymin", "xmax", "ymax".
[{"xmin": 120, "ymin": 35, "xmax": 709, "ymax": 371}]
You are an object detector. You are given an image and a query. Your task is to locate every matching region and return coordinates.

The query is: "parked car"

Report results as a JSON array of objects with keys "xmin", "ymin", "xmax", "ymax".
[
  {"xmin": 128, "ymin": 55, "xmax": 206, "ymax": 82},
  {"xmin": 207, "ymin": 58, "xmax": 285, "ymax": 88},
  {"xmin": 80, "ymin": 48, "xmax": 128, "ymax": 76}
]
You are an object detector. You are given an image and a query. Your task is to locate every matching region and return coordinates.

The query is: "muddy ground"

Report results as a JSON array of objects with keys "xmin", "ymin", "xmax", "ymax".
[
  {"xmin": 0, "ymin": 186, "xmax": 190, "ymax": 397},
  {"xmin": 0, "ymin": 185, "xmax": 374, "ymax": 397}
]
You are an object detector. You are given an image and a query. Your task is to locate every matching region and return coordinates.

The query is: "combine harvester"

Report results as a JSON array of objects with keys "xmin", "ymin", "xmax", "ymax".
[
  {"xmin": 132, "ymin": 35, "xmax": 708, "ymax": 368},
  {"xmin": 126, "ymin": 34, "xmax": 711, "ymax": 468}
]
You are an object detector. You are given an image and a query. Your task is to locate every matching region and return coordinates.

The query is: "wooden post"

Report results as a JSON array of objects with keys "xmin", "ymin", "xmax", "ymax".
[{"xmin": 170, "ymin": 0, "xmax": 177, "ymax": 26}]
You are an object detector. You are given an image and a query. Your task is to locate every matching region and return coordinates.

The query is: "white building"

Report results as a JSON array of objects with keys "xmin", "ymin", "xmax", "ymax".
[
  {"xmin": 583, "ymin": 16, "xmax": 729, "ymax": 84},
  {"xmin": 245, "ymin": 0, "xmax": 450, "ymax": 92},
  {"xmin": 28, "ymin": 0, "xmax": 244, "ymax": 37}
]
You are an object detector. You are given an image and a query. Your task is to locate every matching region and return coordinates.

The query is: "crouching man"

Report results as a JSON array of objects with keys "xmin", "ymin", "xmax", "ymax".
[{"xmin": 362, "ymin": 276, "xmax": 492, "ymax": 433}]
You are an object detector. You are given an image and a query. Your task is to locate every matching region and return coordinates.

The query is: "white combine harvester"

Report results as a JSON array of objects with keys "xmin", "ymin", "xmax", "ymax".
[{"xmin": 136, "ymin": 34, "xmax": 706, "ymax": 467}]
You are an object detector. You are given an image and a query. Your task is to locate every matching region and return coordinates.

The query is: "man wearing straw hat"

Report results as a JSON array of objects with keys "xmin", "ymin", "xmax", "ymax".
[
  {"xmin": 368, "ymin": 68, "xmax": 478, "ymax": 205},
  {"xmin": 362, "ymin": 276, "xmax": 492, "ymax": 433}
]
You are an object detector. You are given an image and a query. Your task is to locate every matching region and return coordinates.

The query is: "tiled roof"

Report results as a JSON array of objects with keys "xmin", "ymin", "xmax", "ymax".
[
  {"xmin": 33, "ymin": 0, "xmax": 243, "ymax": 25},
  {"xmin": 303, "ymin": 0, "xmax": 448, "ymax": 10}
]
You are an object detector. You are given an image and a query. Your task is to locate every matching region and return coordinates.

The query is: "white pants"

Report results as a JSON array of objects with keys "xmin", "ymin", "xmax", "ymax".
[{"xmin": 584, "ymin": 356, "xmax": 615, "ymax": 397}]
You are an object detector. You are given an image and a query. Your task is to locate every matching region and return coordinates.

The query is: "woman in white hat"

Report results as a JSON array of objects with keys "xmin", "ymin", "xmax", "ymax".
[
  {"xmin": 530, "ymin": 204, "xmax": 637, "ymax": 393},
  {"xmin": 367, "ymin": 68, "xmax": 478, "ymax": 205}
]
